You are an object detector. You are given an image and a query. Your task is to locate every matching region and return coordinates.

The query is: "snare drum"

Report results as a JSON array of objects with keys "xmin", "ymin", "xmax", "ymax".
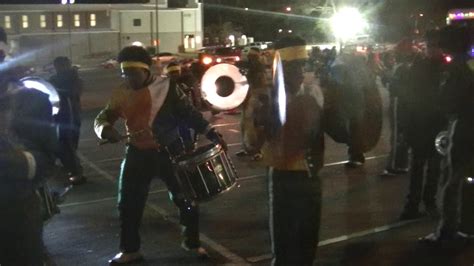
[{"xmin": 173, "ymin": 143, "xmax": 238, "ymax": 202}]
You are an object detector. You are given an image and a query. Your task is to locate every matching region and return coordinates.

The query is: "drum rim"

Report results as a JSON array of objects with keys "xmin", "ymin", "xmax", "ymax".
[
  {"xmin": 176, "ymin": 143, "xmax": 222, "ymax": 166},
  {"xmin": 195, "ymin": 181, "xmax": 238, "ymax": 203}
]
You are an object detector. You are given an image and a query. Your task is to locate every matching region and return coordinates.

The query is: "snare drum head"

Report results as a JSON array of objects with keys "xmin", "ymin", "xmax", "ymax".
[{"xmin": 176, "ymin": 143, "xmax": 222, "ymax": 166}]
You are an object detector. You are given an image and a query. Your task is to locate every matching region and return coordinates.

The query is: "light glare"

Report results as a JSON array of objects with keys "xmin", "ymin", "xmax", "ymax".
[{"xmin": 330, "ymin": 7, "xmax": 368, "ymax": 41}]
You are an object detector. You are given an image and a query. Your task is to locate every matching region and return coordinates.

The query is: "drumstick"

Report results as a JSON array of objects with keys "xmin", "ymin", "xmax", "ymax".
[
  {"xmin": 98, "ymin": 134, "xmax": 130, "ymax": 145},
  {"xmin": 98, "ymin": 129, "xmax": 147, "ymax": 146}
]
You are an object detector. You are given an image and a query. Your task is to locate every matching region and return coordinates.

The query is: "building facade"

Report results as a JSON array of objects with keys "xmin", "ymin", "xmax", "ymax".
[{"xmin": 0, "ymin": 0, "xmax": 203, "ymax": 65}]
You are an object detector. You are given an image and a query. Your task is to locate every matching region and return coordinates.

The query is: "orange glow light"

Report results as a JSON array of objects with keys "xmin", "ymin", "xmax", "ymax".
[{"xmin": 202, "ymin": 56, "xmax": 213, "ymax": 65}]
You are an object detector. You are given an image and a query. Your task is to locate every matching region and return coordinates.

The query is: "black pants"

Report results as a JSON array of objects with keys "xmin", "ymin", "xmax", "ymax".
[
  {"xmin": 57, "ymin": 121, "xmax": 83, "ymax": 177},
  {"xmin": 404, "ymin": 149, "xmax": 440, "ymax": 210},
  {"xmin": 437, "ymin": 119, "xmax": 474, "ymax": 237},
  {"xmin": 347, "ymin": 118, "xmax": 365, "ymax": 163},
  {"xmin": 118, "ymin": 145, "xmax": 200, "ymax": 253},
  {"xmin": 386, "ymin": 97, "xmax": 409, "ymax": 171},
  {"xmin": 268, "ymin": 168, "xmax": 321, "ymax": 266},
  {"xmin": 0, "ymin": 193, "xmax": 44, "ymax": 266}
]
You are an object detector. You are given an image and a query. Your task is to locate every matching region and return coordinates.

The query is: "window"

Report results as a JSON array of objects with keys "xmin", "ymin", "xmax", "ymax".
[
  {"xmin": 40, "ymin": 15, "xmax": 47, "ymax": 28},
  {"xmin": 4, "ymin": 16, "xmax": 11, "ymax": 29},
  {"xmin": 22, "ymin": 15, "xmax": 28, "ymax": 29},
  {"xmin": 133, "ymin": 18, "xmax": 141, "ymax": 27},
  {"xmin": 57, "ymin": 14, "xmax": 63, "ymax": 28},
  {"xmin": 74, "ymin": 14, "xmax": 80, "ymax": 27},
  {"xmin": 90, "ymin": 13, "xmax": 96, "ymax": 27}
]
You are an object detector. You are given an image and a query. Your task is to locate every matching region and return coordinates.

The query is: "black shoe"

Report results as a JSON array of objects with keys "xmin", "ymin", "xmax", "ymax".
[
  {"xmin": 108, "ymin": 252, "xmax": 144, "ymax": 265},
  {"xmin": 400, "ymin": 209, "xmax": 424, "ymax": 221},
  {"xmin": 235, "ymin": 150, "xmax": 249, "ymax": 157},
  {"xmin": 419, "ymin": 232, "xmax": 470, "ymax": 246},
  {"xmin": 381, "ymin": 168, "xmax": 408, "ymax": 176},
  {"xmin": 69, "ymin": 175, "xmax": 87, "ymax": 186},
  {"xmin": 345, "ymin": 160, "xmax": 364, "ymax": 168},
  {"xmin": 181, "ymin": 242, "xmax": 210, "ymax": 260}
]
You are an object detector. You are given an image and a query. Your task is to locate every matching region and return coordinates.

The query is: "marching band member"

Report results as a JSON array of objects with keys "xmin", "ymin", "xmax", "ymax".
[
  {"xmin": 399, "ymin": 30, "xmax": 445, "ymax": 220},
  {"xmin": 50, "ymin": 56, "xmax": 86, "ymax": 185},
  {"xmin": 381, "ymin": 40, "xmax": 414, "ymax": 176},
  {"xmin": 235, "ymin": 47, "xmax": 266, "ymax": 160},
  {"xmin": 322, "ymin": 51, "xmax": 381, "ymax": 168},
  {"xmin": 421, "ymin": 25, "xmax": 474, "ymax": 244},
  {"xmin": 94, "ymin": 46, "xmax": 226, "ymax": 265},
  {"xmin": 0, "ymin": 39, "xmax": 58, "ymax": 265},
  {"xmin": 259, "ymin": 36, "xmax": 324, "ymax": 265}
]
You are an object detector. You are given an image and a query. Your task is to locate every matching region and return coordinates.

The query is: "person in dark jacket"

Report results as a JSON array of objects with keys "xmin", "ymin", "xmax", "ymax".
[
  {"xmin": 235, "ymin": 47, "xmax": 266, "ymax": 160},
  {"xmin": 0, "ymin": 56, "xmax": 58, "ymax": 265},
  {"xmin": 399, "ymin": 30, "xmax": 446, "ymax": 220},
  {"xmin": 95, "ymin": 46, "xmax": 227, "ymax": 265},
  {"xmin": 421, "ymin": 25, "xmax": 474, "ymax": 243},
  {"xmin": 381, "ymin": 40, "xmax": 415, "ymax": 176},
  {"xmin": 50, "ymin": 56, "xmax": 85, "ymax": 185}
]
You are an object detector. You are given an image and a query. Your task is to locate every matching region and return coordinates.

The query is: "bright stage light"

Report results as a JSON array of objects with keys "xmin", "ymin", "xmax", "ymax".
[{"xmin": 330, "ymin": 7, "xmax": 368, "ymax": 41}]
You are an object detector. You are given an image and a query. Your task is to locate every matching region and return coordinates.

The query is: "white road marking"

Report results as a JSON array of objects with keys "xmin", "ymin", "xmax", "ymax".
[
  {"xmin": 147, "ymin": 204, "xmax": 249, "ymax": 265},
  {"xmin": 58, "ymin": 188, "xmax": 168, "ymax": 208},
  {"xmin": 237, "ymin": 174, "xmax": 265, "ymax": 181},
  {"xmin": 77, "ymin": 152, "xmax": 115, "ymax": 181},
  {"xmin": 245, "ymin": 219, "xmax": 420, "ymax": 263},
  {"xmin": 227, "ymin": 142, "xmax": 242, "ymax": 147},
  {"xmin": 90, "ymin": 142, "xmax": 244, "ymax": 164},
  {"xmin": 71, "ymin": 153, "xmax": 389, "ymax": 207},
  {"xmin": 75, "ymin": 150, "xmax": 393, "ymax": 263},
  {"xmin": 94, "ymin": 157, "xmax": 124, "ymax": 164},
  {"xmin": 78, "ymin": 151, "xmax": 248, "ymax": 264},
  {"xmin": 80, "ymin": 122, "xmax": 239, "ymax": 143},
  {"xmin": 323, "ymin": 155, "xmax": 388, "ymax": 167}
]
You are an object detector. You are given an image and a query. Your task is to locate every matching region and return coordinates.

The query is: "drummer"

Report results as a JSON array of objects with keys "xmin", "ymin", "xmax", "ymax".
[
  {"xmin": 259, "ymin": 36, "xmax": 325, "ymax": 265},
  {"xmin": 94, "ymin": 46, "xmax": 227, "ymax": 265}
]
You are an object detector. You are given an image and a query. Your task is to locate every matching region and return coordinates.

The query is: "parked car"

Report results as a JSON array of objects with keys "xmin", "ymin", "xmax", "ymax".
[
  {"xmin": 247, "ymin": 41, "xmax": 271, "ymax": 50},
  {"xmin": 42, "ymin": 62, "xmax": 81, "ymax": 74},
  {"xmin": 198, "ymin": 47, "xmax": 241, "ymax": 66},
  {"xmin": 100, "ymin": 58, "xmax": 119, "ymax": 69},
  {"xmin": 152, "ymin": 52, "xmax": 178, "ymax": 65}
]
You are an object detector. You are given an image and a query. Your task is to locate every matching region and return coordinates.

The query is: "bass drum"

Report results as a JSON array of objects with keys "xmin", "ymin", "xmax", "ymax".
[
  {"xmin": 322, "ymin": 55, "xmax": 383, "ymax": 153},
  {"xmin": 173, "ymin": 143, "xmax": 238, "ymax": 202}
]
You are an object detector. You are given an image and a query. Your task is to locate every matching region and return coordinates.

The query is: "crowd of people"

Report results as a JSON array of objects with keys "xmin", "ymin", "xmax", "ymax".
[
  {"xmin": 0, "ymin": 23, "xmax": 473, "ymax": 266},
  {"xmin": 349, "ymin": 26, "xmax": 474, "ymax": 243}
]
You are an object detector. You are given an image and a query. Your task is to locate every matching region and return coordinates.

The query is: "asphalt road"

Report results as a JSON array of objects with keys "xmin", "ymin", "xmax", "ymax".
[{"xmin": 42, "ymin": 68, "xmax": 474, "ymax": 266}]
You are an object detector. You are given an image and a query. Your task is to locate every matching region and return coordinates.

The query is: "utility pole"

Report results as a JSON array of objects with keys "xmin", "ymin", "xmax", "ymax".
[
  {"xmin": 201, "ymin": 0, "xmax": 205, "ymax": 47},
  {"xmin": 62, "ymin": 0, "xmax": 74, "ymax": 61},
  {"xmin": 155, "ymin": 0, "xmax": 160, "ymax": 54}
]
